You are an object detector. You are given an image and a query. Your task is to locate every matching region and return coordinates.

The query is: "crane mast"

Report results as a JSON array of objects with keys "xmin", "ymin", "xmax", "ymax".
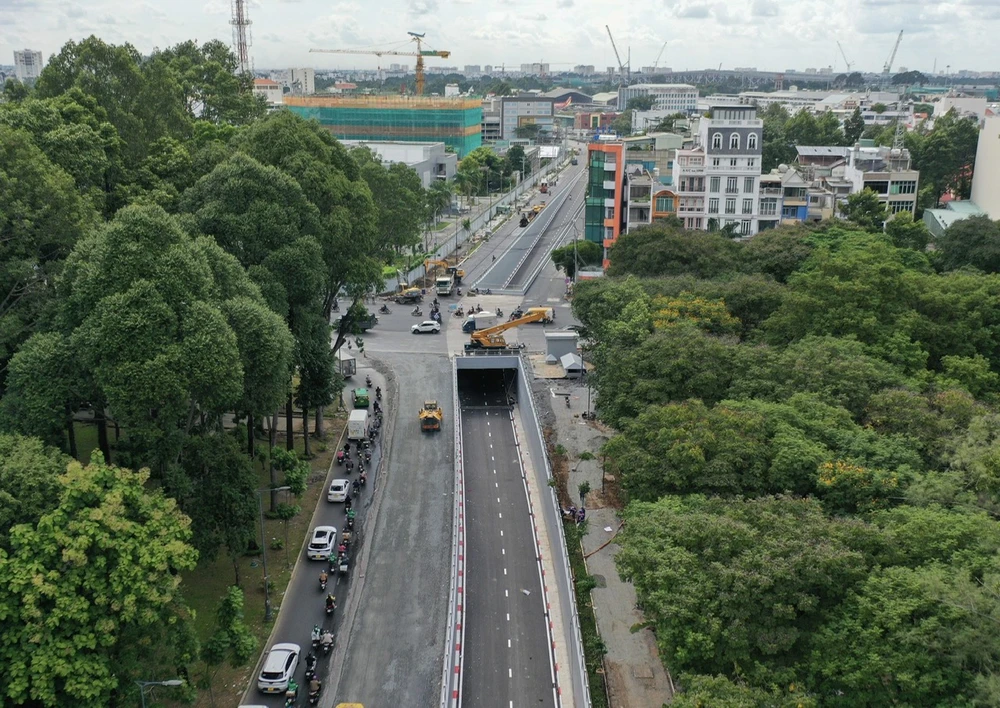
[
  {"xmin": 836, "ymin": 41, "xmax": 853, "ymax": 73},
  {"xmin": 605, "ymin": 25, "xmax": 629, "ymax": 85},
  {"xmin": 882, "ymin": 30, "xmax": 903, "ymax": 88}
]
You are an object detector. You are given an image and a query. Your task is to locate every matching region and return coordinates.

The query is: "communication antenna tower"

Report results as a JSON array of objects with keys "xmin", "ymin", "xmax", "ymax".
[{"xmin": 231, "ymin": 0, "xmax": 253, "ymax": 74}]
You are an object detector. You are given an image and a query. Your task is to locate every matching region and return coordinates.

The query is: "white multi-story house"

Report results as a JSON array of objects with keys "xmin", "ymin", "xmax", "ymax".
[
  {"xmin": 617, "ymin": 84, "xmax": 698, "ymax": 112},
  {"xmin": 686, "ymin": 105, "xmax": 765, "ymax": 236},
  {"xmin": 843, "ymin": 142, "xmax": 919, "ymax": 216},
  {"xmin": 13, "ymin": 49, "xmax": 43, "ymax": 84}
]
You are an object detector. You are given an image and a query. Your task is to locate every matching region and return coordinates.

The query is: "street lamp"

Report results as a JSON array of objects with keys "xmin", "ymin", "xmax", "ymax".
[
  {"xmin": 136, "ymin": 679, "xmax": 183, "ymax": 708},
  {"xmin": 256, "ymin": 485, "xmax": 291, "ymax": 621}
]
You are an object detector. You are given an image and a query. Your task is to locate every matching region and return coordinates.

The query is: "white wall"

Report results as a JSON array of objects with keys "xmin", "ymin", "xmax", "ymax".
[{"xmin": 972, "ymin": 115, "xmax": 1000, "ymax": 219}]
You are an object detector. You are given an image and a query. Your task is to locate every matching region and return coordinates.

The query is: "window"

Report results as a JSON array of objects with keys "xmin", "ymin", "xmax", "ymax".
[
  {"xmin": 710, "ymin": 177, "xmax": 720, "ymax": 193},
  {"xmin": 888, "ymin": 200, "xmax": 912, "ymax": 214},
  {"xmin": 605, "ymin": 227, "xmax": 614, "ymax": 240},
  {"xmin": 744, "ymin": 177, "xmax": 755, "ymax": 193},
  {"xmin": 712, "ymin": 133, "xmax": 722, "ymax": 149},
  {"xmin": 748, "ymin": 158, "xmax": 757, "ymax": 167},
  {"xmin": 725, "ymin": 198, "xmax": 736, "ymax": 214},
  {"xmin": 708, "ymin": 198, "xmax": 719, "ymax": 214},
  {"xmin": 694, "ymin": 218, "xmax": 703, "ymax": 229},
  {"xmin": 890, "ymin": 180, "xmax": 917, "ymax": 194},
  {"xmin": 712, "ymin": 158, "xmax": 721, "ymax": 167},
  {"xmin": 656, "ymin": 196, "xmax": 675, "ymax": 212},
  {"xmin": 726, "ymin": 177, "xmax": 738, "ymax": 193},
  {"xmin": 741, "ymin": 220, "xmax": 752, "ymax": 235},
  {"xmin": 605, "ymin": 207, "xmax": 615, "ymax": 218},
  {"xmin": 760, "ymin": 198, "xmax": 777, "ymax": 216},
  {"xmin": 730, "ymin": 133, "xmax": 740, "ymax": 149},
  {"xmin": 747, "ymin": 133, "xmax": 758, "ymax": 150},
  {"xmin": 730, "ymin": 158, "xmax": 738, "ymax": 167},
  {"xmin": 782, "ymin": 206, "xmax": 799, "ymax": 218},
  {"xmin": 743, "ymin": 198, "xmax": 753, "ymax": 214}
]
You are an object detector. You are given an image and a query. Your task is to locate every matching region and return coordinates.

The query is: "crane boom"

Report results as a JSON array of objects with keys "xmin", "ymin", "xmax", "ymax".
[
  {"xmin": 467, "ymin": 310, "xmax": 551, "ymax": 349},
  {"xmin": 605, "ymin": 25, "xmax": 628, "ymax": 84},
  {"xmin": 883, "ymin": 30, "xmax": 903, "ymax": 74},
  {"xmin": 653, "ymin": 41, "xmax": 667, "ymax": 73},
  {"xmin": 310, "ymin": 31, "xmax": 449, "ymax": 95},
  {"xmin": 836, "ymin": 41, "xmax": 853, "ymax": 72}
]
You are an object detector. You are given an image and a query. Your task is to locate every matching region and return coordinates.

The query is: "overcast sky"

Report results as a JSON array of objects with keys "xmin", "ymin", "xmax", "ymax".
[{"xmin": 1, "ymin": 0, "xmax": 997, "ymax": 75}]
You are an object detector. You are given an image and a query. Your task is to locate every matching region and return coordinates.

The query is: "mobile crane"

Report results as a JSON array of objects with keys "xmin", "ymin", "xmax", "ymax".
[{"xmin": 466, "ymin": 309, "xmax": 551, "ymax": 350}]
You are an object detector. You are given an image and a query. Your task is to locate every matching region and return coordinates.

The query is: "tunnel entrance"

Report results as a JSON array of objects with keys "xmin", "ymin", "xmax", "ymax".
[{"xmin": 457, "ymin": 367, "xmax": 518, "ymax": 408}]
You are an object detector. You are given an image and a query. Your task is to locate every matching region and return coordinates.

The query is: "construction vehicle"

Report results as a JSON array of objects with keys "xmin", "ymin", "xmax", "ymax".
[
  {"xmin": 435, "ymin": 273, "xmax": 455, "ymax": 296},
  {"xmin": 424, "ymin": 259, "xmax": 466, "ymax": 284},
  {"xmin": 419, "ymin": 400, "xmax": 443, "ymax": 431},
  {"xmin": 534, "ymin": 203, "xmax": 546, "ymax": 214},
  {"xmin": 311, "ymin": 32, "xmax": 449, "ymax": 96},
  {"xmin": 396, "ymin": 287, "xmax": 423, "ymax": 304},
  {"xmin": 466, "ymin": 309, "xmax": 552, "ymax": 350}
]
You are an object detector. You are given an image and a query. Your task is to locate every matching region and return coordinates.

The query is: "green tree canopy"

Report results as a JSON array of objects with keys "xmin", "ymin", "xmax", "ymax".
[{"xmin": 607, "ymin": 223, "xmax": 740, "ymax": 279}]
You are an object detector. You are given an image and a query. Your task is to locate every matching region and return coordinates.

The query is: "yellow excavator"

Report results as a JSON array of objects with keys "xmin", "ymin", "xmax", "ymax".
[
  {"xmin": 424, "ymin": 259, "xmax": 466, "ymax": 284},
  {"xmin": 466, "ymin": 309, "xmax": 551, "ymax": 350},
  {"xmin": 419, "ymin": 400, "xmax": 443, "ymax": 431}
]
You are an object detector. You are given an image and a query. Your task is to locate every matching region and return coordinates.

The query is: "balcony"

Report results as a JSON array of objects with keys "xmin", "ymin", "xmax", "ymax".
[
  {"xmin": 603, "ymin": 180, "xmax": 616, "ymax": 190},
  {"xmin": 604, "ymin": 198, "xmax": 617, "ymax": 208},
  {"xmin": 604, "ymin": 162, "xmax": 617, "ymax": 172},
  {"xmin": 759, "ymin": 187, "xmax": 782, "ymax": 196}
]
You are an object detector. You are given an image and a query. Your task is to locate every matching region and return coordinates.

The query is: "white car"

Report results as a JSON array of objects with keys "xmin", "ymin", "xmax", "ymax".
[
  {"xmin": 327, "ymin": 478, "xmax": 350, "ymax": 503},
  {"xmin": 411, "ymin": 320, "xmax": 442, "ymax": 334},
  {"xmin": 257, "ymin": 642, "xmax": 300, "ymax": 693},
  {"xmin": 307, "ymin": 526, "xmax": 337, "ymax": 560}
]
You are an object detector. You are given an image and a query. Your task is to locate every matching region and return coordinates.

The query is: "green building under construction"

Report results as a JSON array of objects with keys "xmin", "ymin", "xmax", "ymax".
[{"xmin": 283, "ymin": 95, "xmax": 482, "ymax": 157}]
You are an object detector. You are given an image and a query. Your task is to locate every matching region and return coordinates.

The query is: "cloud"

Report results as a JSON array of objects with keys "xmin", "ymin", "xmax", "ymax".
[
  {"xmin": 677, "ymin": 3, "xmax": 710, "ymax": 17},
  {"xmin": 410, "ymin": 0, "xmax": 438, "ymax": 15},
  {"xmin": 751, "ymin": 0, "xmax": 780, "ymax": 16},
  {"xmin": 557, "ymin": 0, "xmax": 573, "ymax": 6}
]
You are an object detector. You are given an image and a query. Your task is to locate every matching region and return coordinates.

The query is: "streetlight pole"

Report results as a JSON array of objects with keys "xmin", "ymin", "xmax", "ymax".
[
  {"xmin": 136, "ymin": 679, "xmax": 184, "ymax": 708},
  {"xmin": 256, "ymin": 485, "xmax": 291, "ymax": 621}
]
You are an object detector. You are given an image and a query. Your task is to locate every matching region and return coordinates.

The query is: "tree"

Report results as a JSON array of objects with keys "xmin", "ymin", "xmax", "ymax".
[
  {"xmin": 607, "ymin": 223, "xmax": 740, "ymax": 279},
  {"xmin": 616, "ymin": 494, "xmax": 875, "ymax": 685},
  {"xmin": 0, "ymin": 435, "xmax": 68, "ymax": 550},
  {"xmin": 0, "ymin": 125, "xmax": 98, "ymax": 390},
  {"xmin": 871, "ymin": 102, "xmax": 888, "ymax": 114},
  {"xmin": 351, "ymin": 147, "xmax": 425, "ymax": 254},
  {"xmin": 673, "ymin": 674, "xmax": 815, "ymax": 708},
  {"xmin": 839, "ymin": 188, "xmax": 887, "ymax": 232},
  {"xmin": 885, "ymin": 211, "xmax": 930, "ymax": 251},
  {"xmin": 843, "ymin": 107, "xmax": 865, "ymax": 145},
  {"xmin": 738, "ymin": 224, "xmax": 814, "ymax": 282},
  {"xmin": 201, "ymin": 586, "xmax": 256, "ymax": 704},
  {"xmin": 611, "ymin": 109, "xmax": 633, "ymax": 136},
  {"xmin": 625, "ymin": 95, "xmax": 655, "ymax": 111},
  {"xmin": 514, "ymin": 123, "xmax": 541, "ymax": 140},
  {"xmin": 935, "ymin": 215, "xmax": 1000, "ymax": 273},
  {"xmin": 0, "ymin": 454, "xmax": 198, "ymax": 707},
  {"xmin": 550, "ymin": 239, "xmax": 602, "ymax": 278},
  {"xmin": 2, "ymin": 78, "xmax": 28, "ymax": 101},
  {"xmin": 505, "ymin": 144, "xmax": 529, "ymax": 178}
]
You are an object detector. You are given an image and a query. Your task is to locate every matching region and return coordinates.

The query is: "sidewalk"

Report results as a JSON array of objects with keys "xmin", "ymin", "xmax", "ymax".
[{"xmin": 532, "ymin": 378, "xmax": 674, "ymax": 708}]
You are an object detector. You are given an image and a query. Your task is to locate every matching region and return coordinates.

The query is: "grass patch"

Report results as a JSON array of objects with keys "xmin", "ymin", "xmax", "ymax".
[{"xmin": 564, "ymin": 521, "xmax": 609, "ymax": 708}]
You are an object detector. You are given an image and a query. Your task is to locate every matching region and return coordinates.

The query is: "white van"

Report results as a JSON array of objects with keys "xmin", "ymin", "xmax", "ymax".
[{"xmin": 348, "ymin": 409, "xmax": 369, "ymax": 440}]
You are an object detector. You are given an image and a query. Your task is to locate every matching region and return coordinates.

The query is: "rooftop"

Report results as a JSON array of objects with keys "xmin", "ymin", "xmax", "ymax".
[
  {"xmin": 925, "ymin": 201, "xmax": 985, "ymax": 232},
  {"xmin": 624, "ymin": 83, "xmax": 696, "ymax": 90},
  {"xmin": 590, "ymin": 92, "xmax": 619, "ymax": 104},
  {"xmin": 796, "ymin": 146, "xmax": 852, "ymax": 158},
  {"xmin": 254, "ymin": 78, "xmax": 280, "ymax": 86}
]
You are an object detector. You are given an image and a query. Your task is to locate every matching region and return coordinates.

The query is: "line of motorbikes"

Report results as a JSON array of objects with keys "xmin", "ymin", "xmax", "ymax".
[{"xmin": 284, "ymin": 378, "xmax": 384, "ymax": 707}]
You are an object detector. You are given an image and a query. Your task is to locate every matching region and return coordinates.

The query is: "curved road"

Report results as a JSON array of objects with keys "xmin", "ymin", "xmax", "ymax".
[{"xmin": 459, "ymin": 370, "xmax": 557, "ymax": 707}]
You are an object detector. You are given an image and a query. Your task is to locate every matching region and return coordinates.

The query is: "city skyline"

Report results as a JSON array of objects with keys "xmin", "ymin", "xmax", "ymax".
[{"xmin": 1, "ymin": 0, "xmax": 998, "ymax": 77}]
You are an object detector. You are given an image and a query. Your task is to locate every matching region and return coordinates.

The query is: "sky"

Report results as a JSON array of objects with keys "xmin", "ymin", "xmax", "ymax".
[{"xmin": 1, "ymin": 0, "xmax": 998, "ymax": 75}]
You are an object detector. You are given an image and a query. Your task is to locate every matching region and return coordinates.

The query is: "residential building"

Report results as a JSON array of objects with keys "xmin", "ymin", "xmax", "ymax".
[
  {"xmin": 584, "ymin": 143, "xmax": 624, "ymax": 268},
  {"xmin": 520, "ymin": 63, "xmax": 549, "ymax": 76},
  {"xmin": 283, "ymin": 96, "xmax": 483, "ymax": 157},
  {"xmin": 971, "ymin": 114, "xmax": 1000, "ymax": 219},
  {"xmin": 692, "ymin": 105, "xmax": 764, "ymax": 236},
  {"xmin": 500, "ymin": 96, "xmax": 555, "ymax": 141},
  {"xmin": 757, "ymin": 173, "xmax": 783, "ymax": 231},
  {"xmin": 253, "ymin": 78, "xmax": 284, "ymax": 106},
  {"xmin": 339, "ymin": 140, "xmax": 456, "ymax": 187},
  {"xmin": 843, "ymin": 141, "xmax": 919, "ymax": 216},
  {"xmin": 934, "ymin": 94, "xmax": 989, "ymax": 120},
  {"xmin": 652, "ymin": 186, "xmax": 679, "ymax": 223},
  {"xmin": 574, "ymin": 111, "xmax": 618, "ymax": 132},
  {"xmin": 779, "ymin": 169, "xmax": 810, "ymax": 222},
  {"xmin": 574, "ymin": 65, "xmax": 597, "ymax": 75},
  {"xmin": 444, "ymin": 83, "xmax": 460, "ymax": 97},
  {"xmin": 617, "ymin": 83, "xmax": 698, "ymax": 112},
  {"xmin": 481, "ymin": 98, "xmax": 502, "ymax": 143},
  {"xmin": 282, "ymin": 68, "xmax": 315, "ymax": 95},
  {"xmin": 625, "ymin": 166, "xmax": 655, "ymax": 232},
  {"xmin": 463, "ymin": 65, "xmax": 481, "ymax": 76},
  {"xmin": 13, "ymin": 49, "xmax": 43, "ymax": 84}
]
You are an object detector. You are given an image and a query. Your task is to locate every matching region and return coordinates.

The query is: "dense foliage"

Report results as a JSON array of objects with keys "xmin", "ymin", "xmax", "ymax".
[{"xmin": 581, "ymin": 218, "xmax": 1000, "ymax": 705}]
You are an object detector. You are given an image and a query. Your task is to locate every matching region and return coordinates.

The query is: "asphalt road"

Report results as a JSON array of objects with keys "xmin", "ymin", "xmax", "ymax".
[
  {"xmin": 326, "ymin": 349, "xmax": 454, "ymax": 707},
  {"xmin": 241, "ymin": 364, "xmax": 388, "ymax": 708},
  {"xmin": 459, "ymin": 370, "xmax": 556, "ymax": 707}
]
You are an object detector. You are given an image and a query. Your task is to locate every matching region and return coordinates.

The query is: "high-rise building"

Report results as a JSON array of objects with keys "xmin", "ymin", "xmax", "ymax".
[
  {"xmin": 283, "ymin": 95, "xmax": 483, "ymax": 156},
  {"xmin": 283, "ymin": 68, "xmax": 315, "ymax": 95},
  {"xmin": 13, "ymin": 49, "xmax": 43, "ymax": 83},
  {"xmin": 971, "ymin": 114, "xmax": 1000, "ymax": 219},
  {"xmin": 500, "ymin": 96, "xmax": 555, "ymax": 141},
  {"xmin": 617, "ymin": 83, "xmax": 698, "ymax": 112}
]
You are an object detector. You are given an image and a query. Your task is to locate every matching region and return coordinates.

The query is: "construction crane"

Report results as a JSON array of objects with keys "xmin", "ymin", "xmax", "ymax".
[
  {"xmin": 466, "ymin": 309, "xmax": 553, "ymax": 350},
  {"xmin": 836, "ymin": 40, "xmax": 853, "ymax": 73},
  {"xmin": 310, "ymin": 31, "xmax": 450, "ymax": 96},
  {"xmin": 605, "ymin": 25, "xmax": 629, "ymax": 86},
  {"xmin": 652, "ymin": 41, "xmax": 668, "ymax": 74},
  {"xmin": 881, "ymin": 30, "xmax": 903, "ymax": 89}
]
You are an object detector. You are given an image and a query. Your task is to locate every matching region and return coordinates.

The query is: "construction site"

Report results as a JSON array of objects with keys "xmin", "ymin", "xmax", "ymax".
[{"xmin": 282, "ymin": 95, "xmax": 483, "ymax": 156}]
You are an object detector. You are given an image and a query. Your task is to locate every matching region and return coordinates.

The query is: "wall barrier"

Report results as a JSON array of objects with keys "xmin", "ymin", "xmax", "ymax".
[{"xmin": 440, "ymin": 360, "xmax": 466, "ymax": 707}]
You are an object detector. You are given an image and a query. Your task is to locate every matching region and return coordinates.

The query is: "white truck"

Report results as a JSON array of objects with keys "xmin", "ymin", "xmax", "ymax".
[
  {"xmin": 435, "ymin": 273, "xmax": 455, "ymax": 296},
  {"xmin": 348, "ymin": 409, "xmax": 369, "ymax": 440},
  {"xmin": 462, "ymin": 312, "xmax": 498, "ymax": 333},
  {"xmin": 335, "ymin": 348, "xmax": 356, "ymax": 378}
]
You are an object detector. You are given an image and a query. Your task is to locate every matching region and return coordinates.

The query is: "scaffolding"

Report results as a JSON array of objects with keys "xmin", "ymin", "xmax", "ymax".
[{"xmin": 284, "ymin": 96, "xmax": 483, "ymax": 156}]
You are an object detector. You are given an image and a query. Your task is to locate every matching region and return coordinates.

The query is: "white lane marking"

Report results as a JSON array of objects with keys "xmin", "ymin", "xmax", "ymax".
[
  {"xmin": 491, "ymin": 456, "xmax": 495, "ymax": 461},
  {"xmin": 497, "ymin": 497, "xmax": 501, "ymax": 504},
  {"xmin": 508, "ymin": 639, "xmax": 512, "ymax": 648},
  {"xmin": 506, "ymin": 613, "xmax": 510, "ymax": 622},
  {"xmin": 500, "ymin": 529, "xmax": 503, "ymax": 537},
  {"xmin": 504, "ymin": 567, "xmax": 507, "ymax": 575},
  {"xmin": 505, "ymin": 589, "xmax": 509, "ymax": 597},
  {"xmin": 499, "ymin": 512, "xmax": 502, "ymax": 518},
  {"xmin": 502, "ymin": 547, "xmax": 505, "ymax": 555},
  {"xmin": 509, "ymin": 668, "xmax": 513, "ymax": 678}
]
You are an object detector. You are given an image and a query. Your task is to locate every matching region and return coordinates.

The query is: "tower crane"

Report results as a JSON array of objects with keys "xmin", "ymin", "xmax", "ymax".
[
  {"xmin": 311, "ymin": 31, "xmax": 450, "ymax": 96},
  {"xmin": 652, "ymin": 41, "xmax": 668, "ymax": 74},
  {"xmin": 836, "ymin": 41, "xmax": 853, "ymax": 73},
  {"xmin": 881, "ymin": 30, "xmax": 903, "ymax": 89},
  {"xmin": 605, "ymin": 25, "xmax": 629, "ymax": 86}
]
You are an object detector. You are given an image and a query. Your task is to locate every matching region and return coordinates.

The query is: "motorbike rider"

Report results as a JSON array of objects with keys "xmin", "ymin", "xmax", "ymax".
[
  {"xmin": 376, "ymin": 386, "xmax": 382, "ymax": 399},
  {"xmin": 287, "ymin": 678, "xmax": 299, "ymax": 697},
  {"xmin": 344, "ymin": 494, "xmax": 352, "ymax": 511},
  {"xmin": 352, "ymin": 479, "xmax": 360, "ymax": 495},
  {"xmin": 319, "ymin": 569, "xmax": 328, "ymax": 586},
  {"xmin": 360, "ymin": 471, "xmax": 368, "ymax": 486},
  {"xmin": 326, "ymin": 593, "xmax": 337, "ymax": 611},
  {"xmin": 320, "ymin": 630, "xmax": 334, "ymax": 650},
  {"xmin": 311, "ymin": 625, "xmax": 321, "ymax": 644},
  {"xmin": 366, "ymin": 375, "xmax": 372, "ymax": 387},
  {"xmin": 309, "ymin": 677, "xmax": 322, "ymax": 695}
]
